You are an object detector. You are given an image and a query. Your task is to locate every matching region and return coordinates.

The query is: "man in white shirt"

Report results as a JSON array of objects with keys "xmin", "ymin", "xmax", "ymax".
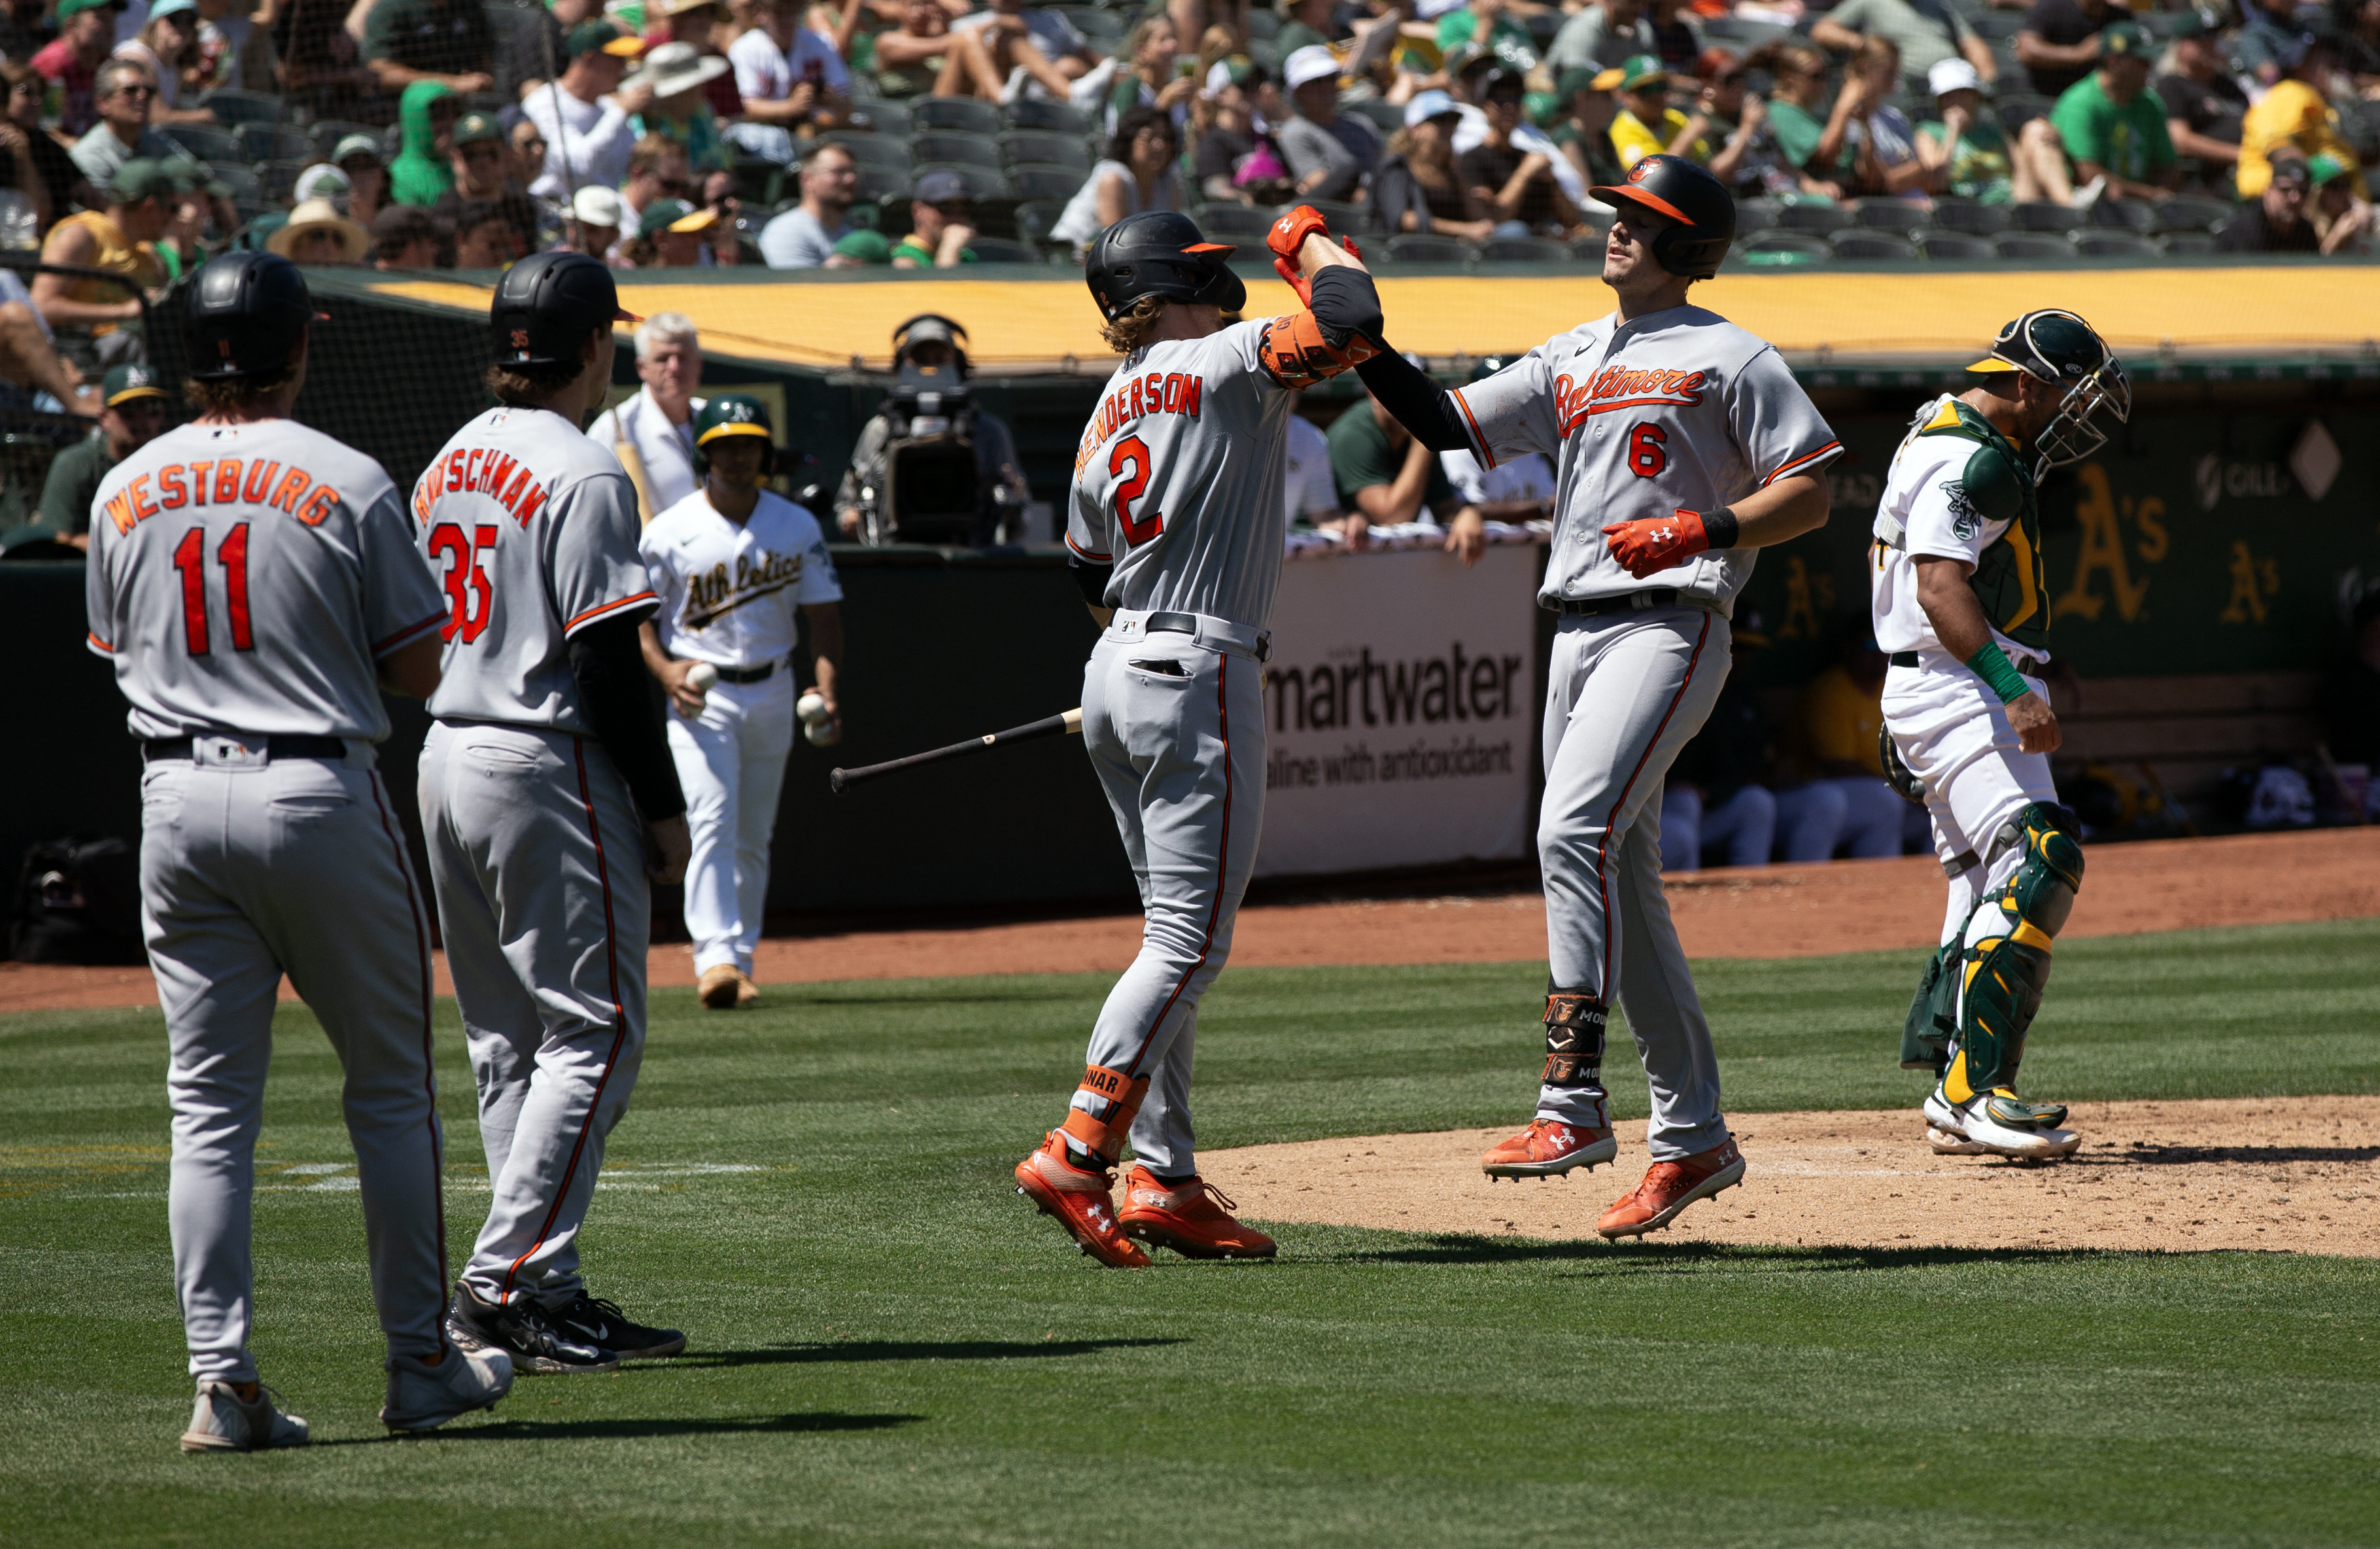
[
  {"xmin": 638, "ymin": 394, "xmax": 846, "ymax": 1010},
  {"xmin": 521, "ymin": 20, "xmax": 651, "ymax": 200},
  {"xmin": 725, "ymin": 0, "xmax": 849, "ymax": 164},
  {"xmin": 587, "ymin": 311, "xmax": 706, "ymax": 522}
]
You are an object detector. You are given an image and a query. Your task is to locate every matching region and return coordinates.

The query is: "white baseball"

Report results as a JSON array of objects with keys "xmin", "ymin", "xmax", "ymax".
[
  {"xmin": 687, "ymin": 662, "xmax": 719, "ymax": 691},
  {"xmin": 796, "ymin": 690, "xmax": 829, "ymax": 725},
  {"xmin": 804, "ymin": 716, "xmax": 841, "ymax": 748}
]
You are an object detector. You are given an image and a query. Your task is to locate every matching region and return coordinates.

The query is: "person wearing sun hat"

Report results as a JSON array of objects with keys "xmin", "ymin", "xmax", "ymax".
[
  {"xmin": 524, "ymin": 19, "xmax": 653, "ymax": 199},
  {"xmin": 29, "ymin": 360, "xmax": 167, "ymax": 551},
  {"xmin": 269, "ymin": 195, "xmax": 371, "ymax": 264},
  {"xmin": 623, "ymin": 37, "xmax": 733, "ymax": 172}
]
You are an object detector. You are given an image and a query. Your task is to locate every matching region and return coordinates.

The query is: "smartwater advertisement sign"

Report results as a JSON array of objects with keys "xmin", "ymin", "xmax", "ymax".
[{"xmin": 1254, "ymin": 542, "xmax": 1538, "ymax": 877}]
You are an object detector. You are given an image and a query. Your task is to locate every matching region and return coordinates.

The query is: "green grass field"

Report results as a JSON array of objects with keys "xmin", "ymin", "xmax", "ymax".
[{"xmin": 5, "ymin": 917, "xmax": 2378, "ymax": 1548}]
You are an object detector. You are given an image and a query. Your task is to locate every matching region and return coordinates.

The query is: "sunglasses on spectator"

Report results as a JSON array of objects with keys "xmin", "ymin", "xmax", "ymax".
[{"xmin": 113, "ymin": 84, "xmax": 156, "ymax": 97}]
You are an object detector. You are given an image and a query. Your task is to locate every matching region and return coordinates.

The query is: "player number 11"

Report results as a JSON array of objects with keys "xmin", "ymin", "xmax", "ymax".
[{"xmin": 172, "ymin": 523, "xmax": 254, "ymax": 656}]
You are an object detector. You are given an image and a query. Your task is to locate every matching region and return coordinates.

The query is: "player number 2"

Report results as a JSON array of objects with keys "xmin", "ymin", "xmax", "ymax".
[
  {"xmin": 1111, "ymin": 434, "xmax": 1162, "ymax": 546},
  {"xmin": 1627, "ymin": 423, "xmax": 1668, "ymax": 479},
  {"xmin": 171, "ymin": 523, "xmax": 254, "ymax": 656},
  {"xmin": 428, "ymin": 522, "xmax": 497, "ymax": 643}
]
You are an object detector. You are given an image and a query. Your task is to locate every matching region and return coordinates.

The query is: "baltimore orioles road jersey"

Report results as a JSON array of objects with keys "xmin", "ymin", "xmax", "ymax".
[
  {"xmin": 1067, "ymin": 319, "xmax": 1298, "ymax": 631},
  {"xmin": 1451, "ymin": 304, "xmax": 1842, "ymax": 613},
  {"xmin": 84, "ymin": 417, "xmax": 447, "ymax": 741},
  {"xmin": 639, "ymin": 488, "xmax": 842, "ymax": 669},
  {"xmin": 413, "ymin": 405, "xmax": 655, "ymax": 733},
  {"xmin": 1870, "ymin": 394, "xmax": 2051, "ymax": 660}
]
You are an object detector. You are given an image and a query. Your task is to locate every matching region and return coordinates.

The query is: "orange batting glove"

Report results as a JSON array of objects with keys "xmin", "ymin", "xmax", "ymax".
[
  {"xmin": 1601, "ymin": 508, "xmax": 1711, "ymax": 578},
  {"xmin": 1265, "ymin": 204, "xmax": 1359, "ymax": 304}
]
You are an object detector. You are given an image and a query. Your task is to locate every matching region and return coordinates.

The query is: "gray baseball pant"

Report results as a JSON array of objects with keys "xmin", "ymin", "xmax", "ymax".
[
  {"xmin": 140, "ymin": 739, "xmax": 448, "ymax": 1383},
  {"xmin": 419, "ymin": 722, "xmax": 649, "ymax": 1308},
  {"xmin": 1074, "ymin": 613, "xmax": 1268, "ymax": 1179},
  {"xmin": 1536, "ymin": 606, "xmax": 1734, "ymax": 1160}
]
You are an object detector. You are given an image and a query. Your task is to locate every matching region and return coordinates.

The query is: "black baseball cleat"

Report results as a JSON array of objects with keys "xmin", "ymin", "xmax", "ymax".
[
  {"xmin": 547, "ymin": 1293, "xmax": 687, "ymax": 1361},
  {"xmin": 445, "ymin": 1282, "xmax": 620, "ymax": 1374}
]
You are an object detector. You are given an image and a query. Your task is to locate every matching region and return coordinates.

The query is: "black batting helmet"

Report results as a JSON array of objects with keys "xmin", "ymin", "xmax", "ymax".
[
  {"xmin": 1591, "ymin": 154, "xmax": 1736, "ymax": 280},
  {"xmin": 1084, "ymin": 210, "xmax": 1246, "ymax": 323},
  {"xmin": 183, "ymin": 251, "xmax": 319, "ymax": 381},
  {"xmin": 489, "ymin": 251, "xmax": 638, "ymax": 368}
]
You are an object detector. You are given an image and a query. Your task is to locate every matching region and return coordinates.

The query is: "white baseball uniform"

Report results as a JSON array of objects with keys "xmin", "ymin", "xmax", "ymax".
[
  {"xmin": 1063, "ymin": 318, "xmax": 1309, "ymax": 1176},
  {"xmin": 411, "ymin": 405, "xmax": 659, "ymax": 1310},
  {"xmin": 84, "ymin": 415, "xmax": 452, "ymax": 1384},
  {"xmin": 1453, "ymin": 304, "xmax": 1840, "ymax": 1158},
  {"xmin": 587, "ymin": 389, "xmax": 704, "ymax": 518},
  {"xmin": 639, "ymin": 487, "xmax": 842, "ymax": 976}
]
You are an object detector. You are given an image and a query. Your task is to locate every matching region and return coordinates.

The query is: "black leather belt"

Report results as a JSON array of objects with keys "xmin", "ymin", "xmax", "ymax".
[
  {"xmin": 1147, "ymin": 610, "xmax": 1272, "ymax": 663},
  {"xmin": 1545, "ymin": 587, "xmax": 1678, "ymax": 617},
  {"xmin": 144, "ymin": 735, "xmax": 347, "ymax": 763},
  {"xmin": 1890, "ymin": 649, "xmax": 2045, "ymax": 676},
  {"xmin": 710, "ymin": 660, "xmax": 776, "ymax": 684}
]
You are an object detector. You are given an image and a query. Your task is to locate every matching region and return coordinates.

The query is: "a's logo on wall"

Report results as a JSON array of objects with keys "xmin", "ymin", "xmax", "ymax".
[{"xmin": 2194, "ymin": 452, "xmax": 2222, "ymax": 512}]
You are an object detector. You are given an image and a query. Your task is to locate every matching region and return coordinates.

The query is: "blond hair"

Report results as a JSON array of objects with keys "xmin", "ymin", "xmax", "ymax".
[{"xmin": 1099, "ymin": 294, "xmax": 1169, "ymax": 354}]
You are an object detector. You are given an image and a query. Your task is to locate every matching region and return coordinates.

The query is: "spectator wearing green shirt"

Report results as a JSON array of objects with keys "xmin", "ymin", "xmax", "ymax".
[
  {"xmin": 1327, "ymin": 370, "xmax": 1493, "ymax": 559},
  {"xmin": 1748, "ymin": 39, "xmax": 1850, "ymax": 200},
  {"xmin": 2044, "ymin": 21, "xmax": 2179, "ymax": 203},
  {"xmin": 34, "ymin": 362, "xmax": 167, "ymax": 551},
  {"xmin": 894, "ymin": 168, "xmax": 978, "ymax": 268}
]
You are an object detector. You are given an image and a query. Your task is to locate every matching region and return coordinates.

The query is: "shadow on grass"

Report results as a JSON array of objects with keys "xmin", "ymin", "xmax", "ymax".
[
  {"xmin": 655, "ymin": 1337, "xmax": 1187, "ymax": 1370},
  {"xmin": 326, "ymin": 1413, "xmax": 923, "ymax": 1445},
  {"xmin": 1331, "ymin": 1237, "xmax": 2158, "ymax": 1272}
]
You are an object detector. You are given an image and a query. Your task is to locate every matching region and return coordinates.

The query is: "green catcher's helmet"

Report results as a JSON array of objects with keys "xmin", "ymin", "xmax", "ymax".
[
  {"xmin": 1967, "ymin": 309, "xmax": 2130, "ymax": 478},
  {"xmin": 691, "ymin": 392, "xmax": 777, "ymax": 478}
]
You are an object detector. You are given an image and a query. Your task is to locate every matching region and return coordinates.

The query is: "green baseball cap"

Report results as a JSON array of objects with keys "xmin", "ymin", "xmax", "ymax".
[
  {"xmin": 831, "ymin": 227, "xmax": 891, "ymax": 263},
  {"xmin": 1616, "ymin": 53, "xmax": 1668, "ymax": 90},
  {"xmin": 103, "ymin": 362, "xmax": 168, "ymax": 406},
  {"xmin": 56, "ymin": 0, "xmax": 126, "ymax": 19},
  {"xmin": 2098, "ymin": 20, "xmax": 2150, "ymax": 58},
  {"xmin": 160, "ymin": 154, "xmax": 232, "ymax": 197},
  {"xmin": 564, "ymin": 20, "xmax": 646, "ymax": 61},
  {"xmin": 453, "ymin": 111, "xmax": 503, "ymax": 146},
  {"xmin": 111, "ymin": 158, "xmax": 180, "ymax": 203},
  {"xmin": 2166, "ymin": 5, "xmax": 2222, "ymax": 39},
  {"xmin": 638, "ymin": 197, "xmax": 718, "ymax": 237},
  {"xmin": 693, "ymin": 392, "xmax": 773, "ymax": 448}
]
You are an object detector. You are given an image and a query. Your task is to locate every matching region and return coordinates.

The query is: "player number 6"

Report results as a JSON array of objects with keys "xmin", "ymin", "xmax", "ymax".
[{"xmin": 1627, "ymin": 423, "xmax": 1668, "ymax": 479}]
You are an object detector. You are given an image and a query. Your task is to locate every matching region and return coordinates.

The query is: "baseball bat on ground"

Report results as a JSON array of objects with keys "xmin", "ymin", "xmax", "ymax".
[{"xmin": 829, "ymin": 708, "xmax": 1083, "ymax": 794}]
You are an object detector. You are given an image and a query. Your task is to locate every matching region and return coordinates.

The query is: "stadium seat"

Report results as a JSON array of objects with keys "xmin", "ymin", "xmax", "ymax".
[
  {"xmin": 849, "ymin": 99, "xmax": 913, "ymax": 136},
  {"xmin": 1283, "ymin": 198, "xmax": 1374, "ymax": 235},
  {"xmin": 1477, "ymin": 235, "xmax": 1572, "ymax": 264},
  {"xmin": 1732, "ymin": 198, "xmax": 1778, "ymax": 235},
  {"xmin": 164, "ymin": 124, "xmax": 242, "ymax": 164},
  {"xmin": 256, "ymin": 158, "xmax": 305, "ymax": 201},
  {"xmin": 1737, "ymin": 232, "xmax": 1830, "ymax": 265},
  {"xmin": 825, "ymin": 133, "xmax": 914, "ymax": 169},
  {"xmin": 198, "ymin": 88, "xmax": 283, "ymax": 125},
  {"xmin": 1568, "ymin": 232, "xmax": 1610, "ymax": 262},
  {"xmin": 2073, "ymin": 233, "xmax": 2162, "ymax": 258},
  {"xmin": 1246, "ymin": 7, "xmax": 1278, "ymax": 39},
  {"xmin": 853, "ymin": 164, "xmax": 912, "ymax": 203},
  {"xmin": 2011, "ymin": 201, "xmax": 2084, "ymax": 232},
  {"xmin": 999, "ymin": 131, "xmax": 1092, "ymax": 172},
  {"xmin": 2090, "ymin": 198, "xmax": 2158, "ymax": 232},
  {"xmin": 235, "ymin": 122, "xmax": 313, "ymax": 164},
  {"xmin": 1778, "ymin": 201, "xmax": 1855, "ymax": 234},
  {"xmin": 1917, "ymin": 231, "xmax": 1995, "ymax": 260},
  {"xmin": 2154, "ymin": 194, "xmax": 2232, "ymax": 232},
  {"xmin": 909, "ymin": 162, "xmax": 1012, "ymax": 198},
  {"xmin": 912, "ymin": 133, "xmax": 1004, "ymax": 170},
  {"xmin": 1190, "ymin": 201, "xmax": 1273, "ymax": 239},
  {"xmin": 1992, "ymin": 233, "xmax": 2074, "ymax": 260},
  {"xmin": 1930, "ymin": 198, "xmax": 2011, "ymax": 234},
  {"xmin": 966, "ymin": 236, "xmax": 1041, "ymax": 263},
  {"xmin": 911, "ymin": 97, "xmax": 1004, "ymax": 136},
  {"xmin": 307, "ymin": 119, "xmax": 377, "ymax": 158},
  {"xmin": 1996, "ymin": 94, "xmax": 2056, "ymax": 131},
  {"xmin": 1381, "ymin": 234, "xmax": 1477, "ymax": 264},
  {"xmin": 1348, "ymin": 99, "xmax": 1404, "ymax": 137},
  {"xmin": 1971, "ymin": 11, "xmax": 2026, "ymax": 39},
  {"xmin": 1012, "ymin": 199, "xmax": 1063, "ymax": 247},
  {"xmin": 2157, "ymin": 230, "xmax": 2216, "ymax": 254},
  {"xmin": 1829, "ymin": 231, "xmax": 1918, "ymax": 259},
  {"xmin": 732, "ymin": 157, "xmax": 782, "ymax": 205},
  {"xmin": 1005, "ymin": 163, "xmax": 1086, "ymax": 200},
  {"xmin": 1004, "ymin": 97, "xmax": 1091, "ymax": 135},
  {"xmin": 1850, "ymin": 198, "xmax": 1925, "ymax": 233}
]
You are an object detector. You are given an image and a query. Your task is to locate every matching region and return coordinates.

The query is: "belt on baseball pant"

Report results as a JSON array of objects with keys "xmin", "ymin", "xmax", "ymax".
[
  {"xmin": 1544, "ymin": 588, "xmax": 1679, "ymax": 617},
  {"xmin": 1889, "ymin": 649, "xmax": 2046, "ymax": 677},
  {"xmin": 1111, "ymin": 607, "xmax": 1273, "ymax": 663},
  {"xmin": 144, "ymin": 735, "xmax": 348, "ymax": 763},
  {"xmin": 706, "ymin": 660, "xmax": 778, "ymax": 684}
]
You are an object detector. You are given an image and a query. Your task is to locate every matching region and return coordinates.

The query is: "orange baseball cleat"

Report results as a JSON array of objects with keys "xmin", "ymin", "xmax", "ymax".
[
  {"xmin": 1117, "ymin": 1166, "xmax": 1277, "ymax": 1259},
  {"xmin": 1479, "ymin": 1118, "xmax": 1619, "ymax": 1180},
  {"xmin": 1596, "ymin": 1137, "xmax": 1745, "ymax": 1238},
  {"xmin": 1014, "ymin": 1132, "xmax": 1149, "ymax": 1268}
]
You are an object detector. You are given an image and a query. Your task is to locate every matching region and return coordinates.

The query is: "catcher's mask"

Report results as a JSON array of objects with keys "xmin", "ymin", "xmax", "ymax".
[{"xmin": 1969, "ymin": 309, "xmax": 2131, "ymax": 479}]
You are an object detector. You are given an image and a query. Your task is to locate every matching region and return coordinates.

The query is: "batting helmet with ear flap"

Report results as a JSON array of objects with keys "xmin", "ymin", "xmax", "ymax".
[
  {"xmin": 691, "ymin": 392, "xmax": 777, "ymax": 478},
  {"xmin": 184, "ymin": 251, "xmax": 322, "ymax": 380},
  {"xmin": 1084, "ymin": 209, "xmax": 1247, "ymax": 322},
  {"xmin": 1589, "ymin": 154, "xmax": 1736, "ymax": 279}
]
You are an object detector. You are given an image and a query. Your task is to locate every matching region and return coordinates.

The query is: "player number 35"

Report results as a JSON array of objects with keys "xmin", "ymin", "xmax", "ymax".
[{"xmin": 428, "ymin": 521, "xmax": 497, "ymax": 644}]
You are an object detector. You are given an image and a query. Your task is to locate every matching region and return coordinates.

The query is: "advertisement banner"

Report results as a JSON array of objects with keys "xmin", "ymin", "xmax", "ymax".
[{"xmin": 1254, "ymin": 543, "xmax": 1540, "ymax": 878}]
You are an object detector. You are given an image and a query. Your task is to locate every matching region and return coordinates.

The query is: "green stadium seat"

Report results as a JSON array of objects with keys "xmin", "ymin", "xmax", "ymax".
[
  {"xmin": 2011, "ymin": 201, "xmax": 2084, "ymax": 232},
  {"xmin": 1930, "ymin": 197, "xmax": 2011, "ymax": 235},
  {"xmin": 198, "ymin": 88, "xmax": 283, "ymax": 125},
  {"xmin": 1829, "ymin": 231, "xmax": 1919, "ymax": 259},
  {"xmin": 1381, "ymin": 234, "xmax": 1477, "ymax": 264},
  {"xmin": 2073, "ymin": 233, "xmax": 2162, "ymax": 259},
  {"xmin": 1778, "ymin": 201, "xmax": 1854, "ymax": 234},
  {"xmin": 999, "ymin": 131, "xmax": 1092, "ymax": 171},
  {"xmin": 1850, "ymin": 198, "xmax": 1925, "ymax": 234},
  {"xmin": 1477, "ymin": 235, "xmax": 1572, "ymax": 264},
  {"xmin": 911, "ymin": 97, "xmax": 1004, "ymax": 136},
  {"xmin": 965, "ymin": 236, "xmax": 1042, "ymax": 263},
  {"xmin": 1738, "ymin": 232, "xmax": 1830, "ymax": 265},
  {"xmin": 1992, "ymin": 233, "xmax": 2073, "ymax": 260},
  {"xmin": 164, "ymin": 124, "xmax": 242, "ymax": 164},
  {"xmin": 235, "ymin": 122, "xmax": 313, "ymax": 164},
  {"xmin": 825, "ymin": 133, "xmax": 914, "ymax": 169},
  {"xmin": 912, "ymin": 132, "xmax": 1004, "ymax": 170},
  {"xmin": 848, "ymin": 99, "xmax": 913, "ymax": 136},
  {"xmin": 1005, "ymin": 97, "xmax": 1092, "ymax": 135},
  {"xmin": 1189, "ymin": 201, "xmax": 1271, "ymax": 239},
  {"xmin": 2154, "ymin": 194, "xmax": 2233, "ymax": 232},
  {"xmin": 1006, "ymin": 163, "xmax": 1088, "ymax": 200},
  {"xmin": 1917, "ymin": 231, "xmax": 1995, "ymax": 260}
]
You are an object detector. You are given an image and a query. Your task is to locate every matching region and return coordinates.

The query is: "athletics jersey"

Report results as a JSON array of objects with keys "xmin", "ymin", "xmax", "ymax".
[
  {"xmin": 413, "ymin": 405, "xmax": 655, "ymax": 733},
  {"xmin": 639, "ymin": 488, "xmax": 842, "ymax": 669},
  {"xmin": 1451, "ymin": 303, "xmax": 1842, "ymax": 614},
  {"xmin": 1871, "ymin": 394, "xmax": 2050, "ymax": 659},
  {"xmin": 1067, "ymin": 319, "xmax": 1297, "ymax": 631},
  {"xmin": 84, "ymin": 417, "xmax": 445, "ymax": 742}
]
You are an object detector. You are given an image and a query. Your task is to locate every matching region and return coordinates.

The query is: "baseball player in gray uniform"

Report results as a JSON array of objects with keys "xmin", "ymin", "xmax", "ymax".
[
  {"xmin": 638, "ymin": 393, "xmax": 845, "ymax": 1011},
  {"xmin": 1014, "ymin": 205, "xmax": 1386, "ymax": 1267},
  {"xmin": 86, "ymin": 252, "xmax": 512, "ymax": 1451},
  {"xmin": 415, "ymin": 252, "xmax": 693, "ymax": 1372},
  {"xmin": 1353, "ymin": 156, "xmax": 1842, "ymax": 1237}
]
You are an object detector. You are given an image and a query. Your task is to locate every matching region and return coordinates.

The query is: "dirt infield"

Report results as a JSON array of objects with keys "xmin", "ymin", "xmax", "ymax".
[
  {"xmin": 1201, "ymin": 1097, "xmax": 2380, "ymax": 1257},
  {"xmin": 3, "ymin": 827, "xmax": 2375, "ymax": 1016}
]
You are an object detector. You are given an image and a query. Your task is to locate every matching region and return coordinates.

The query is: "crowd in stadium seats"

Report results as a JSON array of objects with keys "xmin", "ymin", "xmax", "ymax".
[{"xmin": 0, "ymin": 0, "xmax": 2357, "ymax": 286}]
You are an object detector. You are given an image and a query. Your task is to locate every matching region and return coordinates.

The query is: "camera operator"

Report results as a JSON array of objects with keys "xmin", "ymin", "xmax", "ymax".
[{"xmin": 834, "ymin": 313, "xmax": 1032, "ymax": 546}]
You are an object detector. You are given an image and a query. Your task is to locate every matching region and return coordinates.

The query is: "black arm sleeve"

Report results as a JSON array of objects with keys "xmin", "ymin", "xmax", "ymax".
[
  {"xmin": 1068, "ymin": 552, "xmax": 1113, "ymax": 607},
  {"xmin": 1307, "ymin": 264, "xmax": 1385, "ymax": 352},
  {"xmin": 1353, "ymin": 344, "xmax": 1474, "ymax": 453},
  {"xmin": 567, "ymin": 613, "xmax": 687, "ymax": 823}
]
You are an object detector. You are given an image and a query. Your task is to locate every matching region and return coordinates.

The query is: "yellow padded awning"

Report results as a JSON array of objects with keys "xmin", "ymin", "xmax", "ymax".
[{"xmin": 366, "ymin": 265, "xmax": 2380, "ymax": 372}]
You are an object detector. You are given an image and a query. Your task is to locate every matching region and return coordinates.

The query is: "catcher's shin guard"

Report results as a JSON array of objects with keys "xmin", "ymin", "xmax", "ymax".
[
  {"xmin": 1541, "ymin": 990, "xmax": 1607, "ymax": 1090},
  {"xmin": 1944, "ymin": 803, "xmax": 2084, "ymax": 1102},
  {"xmin": 1901, "ymin": 939, "xmax": 1961, "ymax": 1071},
  {"xmin": 1060, "ymin": 1063, "xmax": 1150, "ymax": 1166}
]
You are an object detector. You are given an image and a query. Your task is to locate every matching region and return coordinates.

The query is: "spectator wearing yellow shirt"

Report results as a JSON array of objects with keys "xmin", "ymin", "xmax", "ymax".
[
  {"xmin": 1778, "ymin": 633, "xmax": 1920, "ymax": 861},
  {"xmin": 2237, "ymin": 33, "xmax": 2368, "ymax": 199},
  {"xmin": 1607, "ymin": 54, "xmax": 1710, "ymax": 169}
]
